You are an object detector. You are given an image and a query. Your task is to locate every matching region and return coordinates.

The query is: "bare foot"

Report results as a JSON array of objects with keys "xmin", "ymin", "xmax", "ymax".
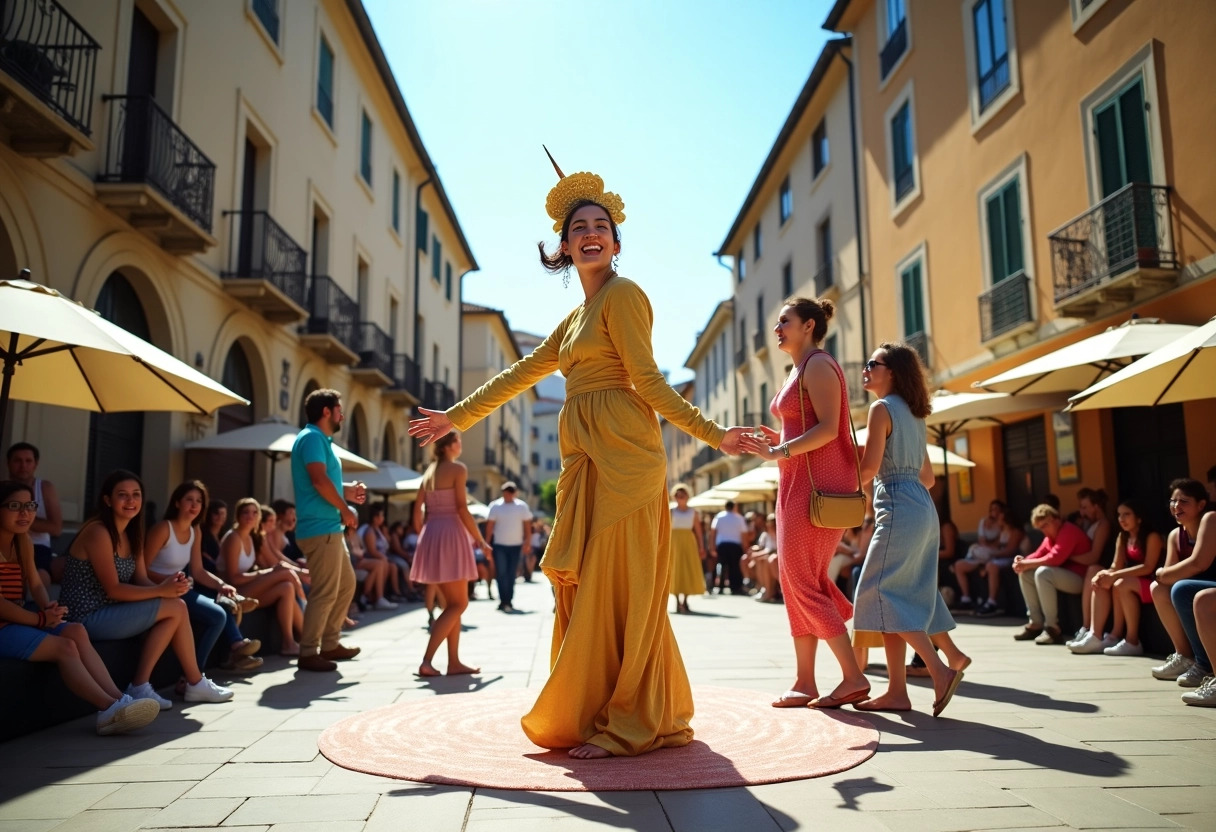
[
  {"xmin": 568, "ymin": 743, "xmax": 612, "ymax": 759},
  {"xmin": 951, "ymin": 655, "xmax": 972, "ymax": 672},
  {"xmin": 343, "ymin": 617, "xmax": 359, "ymax": 629},
  {"xmin": 417, "ymin": 662, "xmax": 442, "ymax": 678},
  {"xmin": 280, "ymin": 643, "xmax": 301, "ymax": 657},
  {"xmin": 447, "ymin": 662, "xmax": 480, "ymax": 676},
  {"xmin": 854, "ymin": 692, "xmax": 912, "ymax": 712}
]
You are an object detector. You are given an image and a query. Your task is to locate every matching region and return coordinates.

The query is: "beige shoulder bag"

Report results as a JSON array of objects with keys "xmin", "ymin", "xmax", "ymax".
[{"xmin": 796, "ymin": 352, "xmax": 867, "ymax": 529}]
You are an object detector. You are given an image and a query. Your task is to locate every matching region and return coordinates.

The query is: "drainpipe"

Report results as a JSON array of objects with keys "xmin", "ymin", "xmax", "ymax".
[
  {"xmin": 412, "ymin": 177, "xmax": 433, "ymax": 380},
  {"xmin": 841, "ymin": 50, "xmax": 869, "ymax": 359},
  {"xmin": 714, "ymin": 256, "xmax": 739, "ymax": 436}
]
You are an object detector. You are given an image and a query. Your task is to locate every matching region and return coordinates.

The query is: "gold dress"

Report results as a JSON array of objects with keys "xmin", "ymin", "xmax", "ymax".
[{"xmin": 447, "ymin": 276, "xmax": 725, "ymax": 756}]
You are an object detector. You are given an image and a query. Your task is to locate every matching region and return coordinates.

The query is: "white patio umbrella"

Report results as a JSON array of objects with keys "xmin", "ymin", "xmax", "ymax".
[
  {"xmin": 854, "ymin": 427, "xmax": 976, "ymax": 476},
  {"xmin": 0, "ymin": 272, "xmax": 248, "ymax": 436},
  {"xmin": 1069, "ymin": 315, "xmax": 1216, "ymax": 411},
  {"xmin": 975, "ymin": 318, "xmax": 1197, "ymax": 395},
  {"xmin": 713, "ymin": 463, "xmax": 780, "ymax": 496},
  {"xmin": 185, "ymin": 416, "xmax": 377, "ymax": 498},
  {"xmin": 361, "ymin": 460, "xmax": 422, "ymax": 495}
]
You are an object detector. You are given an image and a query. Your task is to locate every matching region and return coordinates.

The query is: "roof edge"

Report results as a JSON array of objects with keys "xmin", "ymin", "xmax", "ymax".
[
  {"xmin": 822, "ymin": 0, "xmax": 853, "ymax": 32},
  {"xmin": 682, "ymin": 299, "xmax": 734, "ymax": 369}
]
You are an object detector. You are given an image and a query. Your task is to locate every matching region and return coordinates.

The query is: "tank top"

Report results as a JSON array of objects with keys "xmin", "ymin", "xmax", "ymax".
[
  {"xmin": 360, "ymin": 524, "xmax": 389, "ymax": 557},
  {"xmin": 0, "ymin": 544, "xmax": 22, "ymax": 630},
  {"xmin": 29, "ymin": 479, "xmax": 50, "ymax": 548},
  {"xmin": 876, "ymin": 394, "xmax": 926, "ymax": 485},
  {"xmin": 61, "ymin": 549, "xmax": 135, "ymax": 622},
  {"xmin": 149, "ymin": 525, "xmax": 194, "ymax": 575},
  {"xmin": 1179, "ymin": 524, "xmax": 1216, "ymax": 581},
  {"xmin": 671, "ymin": 507, "xmax": 695, "ymax": 531},
  {"xmin": 1126, "ymin": 535, "xmax": 1143, "ymax": 563}
]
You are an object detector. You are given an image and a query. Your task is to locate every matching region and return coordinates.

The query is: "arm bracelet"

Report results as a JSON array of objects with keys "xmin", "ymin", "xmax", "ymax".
[{"xmin": 780, "ymin": 442, "xmax": 792, "ymax": 459}]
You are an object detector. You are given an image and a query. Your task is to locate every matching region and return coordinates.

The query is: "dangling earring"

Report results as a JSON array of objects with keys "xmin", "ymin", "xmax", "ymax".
[
  {"xmin": 612, "ymin": 254, "xmax": 620, "ymax": 275},
  {"xmin": 562, "ymin": 263, "xmax": 571, "ymax": 289}
]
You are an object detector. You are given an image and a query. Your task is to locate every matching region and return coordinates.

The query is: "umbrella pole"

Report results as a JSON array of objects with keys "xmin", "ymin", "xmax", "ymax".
[
  {"xmin": 937, "ymin": 428, "xmax": 952, "ymax": 525},
  {"xmin": 0, "ymin": 332, "xmax": 19, "ymax": 440}
]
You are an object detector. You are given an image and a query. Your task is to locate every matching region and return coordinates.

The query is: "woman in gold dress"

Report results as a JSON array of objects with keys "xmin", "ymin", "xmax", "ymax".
[{"xmin": 409, "ymin": 159, "xmax": 752, "ymax": 758}]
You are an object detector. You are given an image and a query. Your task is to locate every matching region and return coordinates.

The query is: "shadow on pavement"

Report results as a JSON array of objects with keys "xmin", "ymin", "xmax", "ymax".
[{"xmin": 414, "ymin": 673, "xmax": 505, "ymax": 695}]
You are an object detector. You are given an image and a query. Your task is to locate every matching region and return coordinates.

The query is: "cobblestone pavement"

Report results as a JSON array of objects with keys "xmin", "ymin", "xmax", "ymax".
[{"xmin": 2, "ymin": 578, "xmax": 1214, "ymax": 831}]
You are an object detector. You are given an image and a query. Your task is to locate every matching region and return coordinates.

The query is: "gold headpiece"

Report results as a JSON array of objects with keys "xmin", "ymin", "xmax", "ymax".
[{"xmin": 543, "ymin": 145, "xmax": 625, "ymax": 233}]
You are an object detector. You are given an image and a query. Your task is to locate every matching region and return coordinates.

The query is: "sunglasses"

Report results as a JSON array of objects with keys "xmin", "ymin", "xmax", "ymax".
[
  {"xmin": 864, "ymin": 360, "xmax": 888, "ymax": 371},
  {"xmin": 0, "ymin": 501, "xmax": 38, "ymax": 512}
]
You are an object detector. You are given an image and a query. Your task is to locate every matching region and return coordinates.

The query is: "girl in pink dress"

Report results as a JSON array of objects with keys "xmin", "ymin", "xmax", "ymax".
[
  {"xmin": 752, "ymin": 297, "xmax": 870, "ymax": 709},
  {"xmin": 411, "ymin": 431, "xmax": 491, "ymax": 677}
]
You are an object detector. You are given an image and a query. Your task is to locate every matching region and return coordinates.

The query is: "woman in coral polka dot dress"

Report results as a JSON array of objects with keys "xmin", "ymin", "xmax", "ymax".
[{"xmin": 752, "ymin": 297, "xmax": 871, "ymax": 710}]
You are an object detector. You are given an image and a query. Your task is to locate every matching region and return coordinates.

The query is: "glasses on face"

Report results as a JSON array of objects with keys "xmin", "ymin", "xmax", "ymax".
[
  {"xmin": 0, "ymin": 501, "xmax": 38, "ymax": 513},
  {"xmin": 864, "ymin": 360, "xmax": 888, "ymax": 371}
]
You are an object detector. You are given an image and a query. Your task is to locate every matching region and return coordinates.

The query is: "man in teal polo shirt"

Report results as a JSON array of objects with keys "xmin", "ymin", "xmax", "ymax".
[{"xmin": 292, "ymin": 388, "xmax": 367, "ymax": 672}]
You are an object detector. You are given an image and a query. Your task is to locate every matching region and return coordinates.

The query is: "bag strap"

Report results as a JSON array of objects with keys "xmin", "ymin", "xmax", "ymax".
[{"xmin": 796, "ymin": 351, "xmax": 864, "ymax": 494}]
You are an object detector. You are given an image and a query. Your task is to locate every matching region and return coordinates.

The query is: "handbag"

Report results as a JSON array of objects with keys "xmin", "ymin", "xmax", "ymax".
[{"xmin": 796, "ymin": 351, "xmax": 867, "ymax": 529}]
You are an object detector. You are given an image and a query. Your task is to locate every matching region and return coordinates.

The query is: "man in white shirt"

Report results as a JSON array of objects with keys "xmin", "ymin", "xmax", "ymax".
[
  {"xmin": 485, "ymin": 482, "xmax": 533, "ymax": 612},
  {"xmin": 711, "ymin": 500, "xmax": 751, "ymax": 595}
]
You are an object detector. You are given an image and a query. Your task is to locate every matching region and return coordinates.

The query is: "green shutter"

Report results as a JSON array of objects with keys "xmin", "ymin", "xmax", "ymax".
[
  {"xmin": 986, "ymin": 192, "xmax": 1007, "ymax": 281},
  {"xmin": 417, "ymin": 210, "xmax": 428, "ymax": 251},
  {"xmin": 986, "ymin": 179, "xmax": 1023, "ymax": 281},
  {"xmin": 1118, "ymin": 80, "xmax": 1151, "ymax": 184},
  {"xmin": 432, "ymin": 237, "xmax": 442, "ymax": 281},
  {"xmin": 901, "ymin": 262, "xmax": 924, "ymax": 335}
]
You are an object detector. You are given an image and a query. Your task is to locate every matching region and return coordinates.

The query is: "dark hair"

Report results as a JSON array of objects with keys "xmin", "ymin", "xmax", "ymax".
[
  {"xmin": 92, "ymin": 470, "xmax": 145, "ymax": 556},
  {"xmin": 1116, "ymin": 498, "xmax": 1154, "ymax": 547},
  {"xmin": 6, "ymin": 442, "xmax": 38, "ymax": 462},
  {"xmin": 1170, "ymin": 478, "xmax": 1209, "ymax": 508},
  {"xmin": 251, "ymin": 504, "xmax": 276, "ymax": 552},
  {"xmin": 271, "ymin": 499, "xmax": 295, "ymax": 516},
  {"xmin": 538, "ymin": 200, "xmax": 621, "ymax": 274},
  {"xmin": 1001, "ymin": 509, "xmax": 1022, "ymax": 529},
  {"xmin": 369, "ymin": 504, "xmax": 385, "ymax": 522},
  {"xmin": 164, "ymin": 480, "xmax": 208, "ymax": 528},
  {"xmin": 1042, "ymin": 493, "xmax": 1061, "ymax": 511},
  {"xmin": 875, "ymin": 341, "xmax": 932, "ymax": 419},
  {"xmin": 1077, "ymin": 487, "xmax": 1109, "ymax": 510},
  {"xmin": 389, "ymin": 520, "xmax": 405, "ymax": 536},
  {"xmin": 0, "ymin": 480, "xmax": 33, "ymax": 504},
  {"xmin": 989, "ymin": 499, "xmax": 1006, "ymax": 511},
  {"xmin": 783, "ymin": 296, "xmax": 834, "ymax": 344},
  {"xmin": 304, "ymin": 388, "xmax": 342, "ymax": 424},
  {"xmin": 1207, "ymin": 465, "xmax": 1216, "ymax": 483},
  {"xmin": 725, "ymin": 500, "xmax": 736, "ymax": 511}
]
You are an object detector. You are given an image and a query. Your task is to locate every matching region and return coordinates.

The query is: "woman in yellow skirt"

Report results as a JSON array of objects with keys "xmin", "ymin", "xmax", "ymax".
[
  {"xmin": 669, "ymin": 485, "xmax": 706, "ymax": 615},
  {"xmin": 409, "ymin": 156, "xmax": 752, "ymax": 758}
]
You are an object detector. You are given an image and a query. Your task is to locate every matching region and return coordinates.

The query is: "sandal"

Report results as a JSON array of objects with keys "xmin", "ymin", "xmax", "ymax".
[
  {"xmin": 771, "ymin": 690, "xmax": 815, "ymax": 708},
  {"xmin": 933, "ymin": 669, "xmax": 964, "ymax": 717},
  {"xmin": 809, "ymin": 687, "xmax": 871, "ymax": 709}
]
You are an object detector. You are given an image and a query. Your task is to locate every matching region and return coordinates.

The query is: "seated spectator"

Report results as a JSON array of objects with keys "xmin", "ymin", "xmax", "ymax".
[
  {"xmin": 345, "ymin": 517, "xmax": 395, "ymax": 611},
  {"xmin": 740, "ymin": 511, "xmax": 764, "ymax": 591},
  {"xmin": 1149, "ymin": 479, "xmax": 1216, "ymax": 689},
  {"xmin": 255, "ymin": 505, "xmax": 310, "ymax": 594},
  {"xmin": 1070, "ymin": 487, "xmax": 1114, "ymax": 641},
  {"xmin": 386, "ymin": 520, "xmax": 419, "ymax": 601},
  {"xmin": 7, "ymin": 442, "xmax": 63, "ymax": 589},
  {"xmin": 1184, "ymin": 585, "xmax": 1216, "ymax": 706},
  {"xmin": 360, "ymin": 506, "xmax": 405, "ymax": 602},
  {"xmin": 1070, "ymin": 498, "xmax": 1163, "ymax": 656},
  {"xmin": 269, "ymin": 499, "xmax": 305, "ymax": 564},
  {"xmin": 1011, "ymin": 503, "xmax": 1092, "ymax": 644},
  {"xmin": 143, "ymin": 481, "xmax": 263, "ymax": 675},
  {"xmin": 525, "ymin": 519, "xmax": 549, "ymax": 582},
  {"xmin": 963, "ymin": 508, "xmax": 1025, "ymax": 616},
  {"xmin": 60, "ymin": 471, "xmax": 233, "ymax": 707},
  {"xmin": 200, "ymin": 500, "xmax": 227, "ymax": 575},
  {"xmin": 0, "ymin": 480, "xmax": 161, "ymax": 735},
  {"xmin": 218, "ymin": 498, "xmax": 302, "ymax": 657},
  {"xmin": 976, "ymin": 500, "xmax": 1005, "ymax": 549},
  {"xmin": 826, "ymin": 523, "xmax": 861, "ymax": 600},
  {"xmin": 750, "ymin": 514, "xmax": 780, "ymax": 604},
  {"xmin": 936, "ymin": 513, "xmax": 960, "ymax": 605},
  {"xmin": 470, "ymin": 538, "xmax": 496, "ymax": 605}
]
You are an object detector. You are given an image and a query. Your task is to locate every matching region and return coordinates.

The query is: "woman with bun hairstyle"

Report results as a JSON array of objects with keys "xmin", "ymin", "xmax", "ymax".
[{"xmin": 749, "ymin": 297, "xmax": 871, "ymax": 710}]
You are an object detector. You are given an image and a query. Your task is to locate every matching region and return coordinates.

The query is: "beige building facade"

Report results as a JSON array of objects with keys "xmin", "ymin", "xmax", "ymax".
[
  {"xmin": 661, "ymin": 379, "xmax": 698, "ymax": 492},
  {"xmin": 514, "ymin": 329, "xmax": 563, "ymax": 502},
  {"xmin": 0, "ymin": 0, "xmax": 474, "ymax": 517},
  {"xmin": 825, "ymin": 0, "xmax": 1216, "ymax": 531},
  {"xmin": 682, "ymin": 300, "xmax": 739, "ymax": 493}
]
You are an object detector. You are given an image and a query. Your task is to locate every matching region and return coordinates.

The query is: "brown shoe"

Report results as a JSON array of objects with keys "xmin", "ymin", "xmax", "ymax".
[
  {"xmin": 297, "ymin": 654, "xmax": 338, "ymax": 672},
  {"xmin": 319, "ymin": 644, "xmax": 361, "ymax": 662},
  {"xmin": 1013, "ymin": 625, "xmax": 1044, "ymax": 641}
]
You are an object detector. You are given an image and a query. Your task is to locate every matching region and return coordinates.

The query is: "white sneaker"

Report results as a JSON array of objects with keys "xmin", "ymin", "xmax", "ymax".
[
  {"xmin": 1103, "ymin": 639, "xmax": 1144, "ymax": 657},
  {"xmin": 1177, "ymin": 664, "xmax": 1210, "ymax": 688},
  {"xmin": 1100, "ymin": 632, "xmax": 1120, "ymax": 648},
  {"xmin": 374, "ymin": 597, "xmax": 398, "ymax": 611},
  {"xmin": 1066, "ymin": 628, "xmax": 1092, "ymax": 648},
  {"xmin": 126, "ymin": 681, "xmax": 172, "ymax": 710},
  {"xmin": 184, "ymin": 676, "xmax": 235, "ymax": 703},
  {"xmin": 96, "ymin": 694, "xmax": 159, "ymax": 735},
  {"xmin": 1069, "ymin": 632, "xmax": 1106, "ymax": 654},
  {"xmin": 1181, "ymin": 675, "xmax": 1216, "ymax": 706},
  {"xmin": 1151, "ymin": 652, "xmax": 1196, "ymax": 681}
]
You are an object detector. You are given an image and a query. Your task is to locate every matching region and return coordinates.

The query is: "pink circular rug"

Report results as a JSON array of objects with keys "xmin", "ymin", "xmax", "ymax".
[{"xmin": 318, "ymin": 685, "xmax": 878, "ymax": 791}]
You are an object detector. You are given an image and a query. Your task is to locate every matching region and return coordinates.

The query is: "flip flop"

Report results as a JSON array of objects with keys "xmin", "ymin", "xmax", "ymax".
[
  {"xmin": 809, "ymin": 687, "xmax": 872, "ymax": 709},
  {"xmin": 771, "ymin": 690, "xmax": 815, "ymax": 708},
  {"xmin": 933, "ymin": 669, "xmax": 964, "ymax": 717}
]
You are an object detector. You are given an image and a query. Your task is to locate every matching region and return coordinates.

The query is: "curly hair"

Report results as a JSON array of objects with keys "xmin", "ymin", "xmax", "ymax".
[{"xmin": 876, "ymin": 341, "xmax": 932, "ymax": 418}]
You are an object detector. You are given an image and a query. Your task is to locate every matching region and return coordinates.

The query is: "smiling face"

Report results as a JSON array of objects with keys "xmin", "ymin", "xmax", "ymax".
[
  {"xmin": 236, "ymin": 502, "xmax": 260, "ymax": 530},
  {"xmin": 1171, "ymin": 488, "xmax": 1207, "ymax": 527},
  {"xmin": 0, "ymin": 486, "xmax": 34, "ymax": 535},
  {"xmin": 774, "ymin": 305, "xmax": 815, "ymax": 356},
  {"xmin": 175, "ymin": 489, "xmax": 204, "ymax": 523},
  {"xmin": 104, "ymin": 479, "xmax": 143, "ymax": 522},
  {"xmin": 561, "ymin": 204, "xmax": 619, "ymax": 271},
  {"xmin": 861, "ymin": 349, "xmax": 893, "ymax": 397}
]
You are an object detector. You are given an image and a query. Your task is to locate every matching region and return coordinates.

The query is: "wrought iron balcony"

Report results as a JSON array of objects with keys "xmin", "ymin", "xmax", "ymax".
[
  {"xmin": 692, "ymin": 445, "xmax": 723, "ymax": 472},
  {"xmin": 350, "ymin": 323, "xmax": 394, "ymax": 387},
  {"xmin": 880, "ymin": 17, "xmax": 908, "ymax": 80},
  {"xmin": 0, "ymin": 0, "xmax": 98, "ymax": 155},
  {"xmin": 220, "ymin": 210, "xmax": 309, "ymax": 322},
  {"xmin": 734, "ymin": 345, "xmax": 747, "ymax": 369},
  {"xmin": 842, "ymin": 362, "xmax": 870, "ymax": 408},
  {"xmin": 385, "ymin": 354, "xmax": 421, "ymax": 404},
  {"xmin": 978, "ymin": 271, "xmax": 1033, "ymax": 343},
  {"xmin": 422, "ymin": 380, "xmax": 456, "ymax": 412},
  {"xmin": 1048, "ymin": 183, "xmax": 1179, "ymax": 317},
  {"xmin": 300, "ymin": 275, "xmax": 359, "ymax": 364},
  {"xmin": 96, "ymin": 95, "xmax": 216, "ymax": 252},
  {"xmin": 814, "ymin": 259, "xmax": 835, "ymax": 295},
  {"xmin": 752, "ymin": 330, "xmax": 767, "ymax": 355},
  {"xmin": 905, "ymin": 331, "xmax": 931, "ymax": 370}
]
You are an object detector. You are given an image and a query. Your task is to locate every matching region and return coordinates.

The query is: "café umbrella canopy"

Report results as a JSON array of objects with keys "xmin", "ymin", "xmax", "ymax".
[
  {"xmin": 0, "ymin": 272, "xmax": 248, "ymax": 436},
  {"xmin": 854, "ymin": 426, "xmax": 976, "ymax": 476},
  {"xmin": 1068, "ymin": 315, "xmax": 1216, "ymax": 411}
]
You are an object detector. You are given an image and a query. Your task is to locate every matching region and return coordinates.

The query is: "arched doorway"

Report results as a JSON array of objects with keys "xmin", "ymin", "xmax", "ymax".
[
  {"xmin": 381, "ymin": 421, "xmax": 397, "ymax": 463},
  {"xmin": 347, "ymin": 404, "xmax": 367, "ymax": 458},
  {"xmin": 86, "ymin": 273, "xmax": 150, "ymax": 509},
  {"xmin": 299, "ymin": 380, "xmax": 320, "ymax": 428}
]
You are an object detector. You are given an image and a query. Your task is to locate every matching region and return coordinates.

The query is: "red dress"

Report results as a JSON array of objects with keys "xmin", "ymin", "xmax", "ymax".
[{"xmin": 771, "ymin": 350, "xmax": 858, "ymax": 639}]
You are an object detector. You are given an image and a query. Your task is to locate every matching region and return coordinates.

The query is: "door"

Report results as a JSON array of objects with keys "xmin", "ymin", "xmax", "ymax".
[
  {"xmin": 1094, "ymin": 75, "xmax": 1154, "ymax": 272},
  {"xmin": 1002, "ymin": 416, "xmax": 1049, "ymax": 527},
  {"xmin": 237, "ymin": 139, "xmax": 258, "ymax": 274},
  {"xmin": 186, "ymin": 344, "xmax": 257, "ymax": 506},
  {"xmin": 121, "ymin": 7, "xmax": 159, "ymax": 178},
  {"xmin": 1113, "ymin": 405, "xmax": 1188, "ymax": 534}
]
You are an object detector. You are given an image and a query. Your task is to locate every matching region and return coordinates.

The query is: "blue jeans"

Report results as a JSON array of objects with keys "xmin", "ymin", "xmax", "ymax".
[
  {"xmin": 1172, "ymin": 579, "xmax": 1216, "ymax": 672},
  {"xmin": 194, "ymin": 587, "xmax": 244, "ymax": 664},
  {"xmin": 493, "ymin": 544, "xmax": 522, "ymax": 607}
]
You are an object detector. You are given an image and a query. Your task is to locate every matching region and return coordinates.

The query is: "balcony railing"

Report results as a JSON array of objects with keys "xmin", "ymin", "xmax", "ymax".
[
  {"xmin": 753, "ymin": 330, "xmax": 767, "ymax": 354},
  {"xmin": 978, "ymin": 271, "xmax": 1033, "ymax": 342},
  {"xmin": 0, "ymin": 0, "xmax": 98, "ymax": 135},
  {"xmin": 1048, "ymin": 183, "xmax": 1177, "ymax": 308},
  {"xmin": 842, "ymin": 362, "xmax": 870, "ymax": 408},
  {"xmin": 221, "ymin": 210, "xmax": 309, "ymax": 310},
  {"xmin": 99, "ymin": 95, "xmax": 215, "ymax": 232},
  {"xmin": 387, "ymin": 354, "xmax": 421, "ymax": 398},
  {"xmin": 880, "ymin": 16, "xmax": 908, "ymax": 80},
  {"xmin": 692, "ymin": 445, "xmax": 723, "ymax": 471},
  {"xmin": 422, "ymin": 380, "xmax": 456, "ymax": 412},
  {"xmin": 905, "ymin": 331, "xmax": 931, "ymax": 370},
  {"xmin": 814, "ymin": 259, "xmax": 835, "ymax": 295},
  {"xmin": 354, "ymin": 322, "xmax": 394, "ymax": 380},
  {"xmin": 734, "ymin": 346, "xmax": 747, "ymax": 368},
  {"xmin": 303, "ymin": 275, "xmax": 359, "ymax": 353},
  {"xmin": 978, "ymin": 54, "xmax": 1010, "ymax": 112}
]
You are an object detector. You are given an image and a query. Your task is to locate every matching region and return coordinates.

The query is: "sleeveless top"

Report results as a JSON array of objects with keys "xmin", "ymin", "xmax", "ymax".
[
  {"xmin": 1126, "ymin": 535, "xmax": 1143, "ymax": 563},
  {"xmin": 876, "ymin": 394, "xmax": 926, "ymax": 485},
  {"xmin": 61, "ymin": 549, "xmax": 135, "ymax": 622},
  {"xmin": 30, "ymin": 479, "xmax": 50, "ymax": 548},
  {"xmin": 235, "ymin": 536, "xmax": 255, "ymax": 572},
  {"xmin": 149, "ymin": 525, "xmax": 194, "ymax": 575},
  {"xmin": 359, "ymin": 523, "xmax": 389, "ymax": 557},
  {"xmin": 671, "ymin": 507, "xmax": 696, "ymax": 531}
]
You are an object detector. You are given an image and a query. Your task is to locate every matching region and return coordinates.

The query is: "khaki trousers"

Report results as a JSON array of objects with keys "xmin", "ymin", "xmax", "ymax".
[{"xmin": 298, "ymin": 531, "xmax": 355, "ymax": 655}]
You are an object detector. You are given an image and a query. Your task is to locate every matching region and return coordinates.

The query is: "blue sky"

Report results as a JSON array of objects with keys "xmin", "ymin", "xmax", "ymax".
[{"xmin": 364, "ymin": 0, "xmax": 836, "ymax": 384}]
